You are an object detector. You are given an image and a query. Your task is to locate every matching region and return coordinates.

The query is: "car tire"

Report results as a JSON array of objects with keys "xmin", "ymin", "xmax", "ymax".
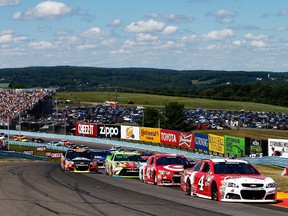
[
  {"xmin": 109, "ymin": 166, "xmax": 113, "ymax": 177},
  {"xmin": 153, "ymin": 172, "xmax": 158, "ymax": 185},
  {"xmin": 186, "ymin": 179, "xmax": 191, "ymax": 196},
  {"xmin": 211, "ymin": 182, "xmax": 218, "ymax": 201}
]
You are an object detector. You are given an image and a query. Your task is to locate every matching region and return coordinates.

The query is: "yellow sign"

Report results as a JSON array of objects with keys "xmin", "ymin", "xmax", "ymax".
[
  {"xmin": 208, "ymin": 134, "xmax": 225, "ymax": 154},
  {"xmin": 140, "ymin": 127, "xmax": 160, "ymax": 143}
]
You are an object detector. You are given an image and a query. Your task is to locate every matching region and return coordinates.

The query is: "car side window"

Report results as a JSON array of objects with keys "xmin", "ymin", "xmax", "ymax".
[
  {"xmin": 150, "ymin": 157, "xmax": 154, "ymax": 165},
  {"xmin": 193, "ymin": 162, "xmax": 202, "ymax": 171},
  {"xmin": 202, "ymin": 162, "xmax": 210, "ymax": 173}
]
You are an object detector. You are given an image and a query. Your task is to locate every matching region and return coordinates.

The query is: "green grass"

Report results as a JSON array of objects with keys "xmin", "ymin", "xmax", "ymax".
[{"xmin": 55, "ymin": 91, "xmax": 288, "ymax": 112}]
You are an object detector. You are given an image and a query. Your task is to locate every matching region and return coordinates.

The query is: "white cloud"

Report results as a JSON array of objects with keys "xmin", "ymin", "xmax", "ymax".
[
  {"xmin": 244, "ymin": 33, "xmax": 268, "ymax": 41},
  {"xmin": 136, "ymin": 33, "xmax": 158, "ymax": 42},
  {"xmin": 232, "ymin": 40, "xmax": 245, "ymax": 46},
  {"xmin": 207, "ymin": 9, "xmax": 236, "ymax": 24},
  {"xmin": 109, "ymin": 19, "xmax": 122, "ymax": 26},
  {"xmin": 81, "ymin": 27, "xmax": 105, "ymax": 38},
  {"xmin": 12, "ymin": 1, "xmax": 72, "ymax": 19},
  {"xmin": 274, "ymin": 26, "xmax": 288, "ymax": 32},
  {"xmin": 162, "ymin": 26, "xmax": 178, "ymax": 35},
  {"xmin": 277, "ymin": 9, "xmax": 288, "ymax": 16},
  {"xmin": 28, "ymin": 41, "xmax": 54, "ymax": 49},
  {"xmin": 147, "ymin": 13, "xmax": 194, "ymax": 22},
  {"xmin": 124, "ymin": 19, "xmax": 165, "ymax": 33},
  {"xmin": 76, "ymin": 44, "xmax": 98, "ymax": 50},
  {"xmin": 203, "ymin": 29, "xmax": 234, "ymax": 40},
  {"xmin": 110, "ymin": 48, "xmax": 130, "ymax": 55},
  {"xmin": 250, "ymin": 40, "xmax": 267, "ymax": 48},
  {"xmin": 0, "ymin": 0, "xmax": 20, "ymax": 7},
  {"xmin": 0, "ymin": 30, "xmax": 26, "ymax": 43}
]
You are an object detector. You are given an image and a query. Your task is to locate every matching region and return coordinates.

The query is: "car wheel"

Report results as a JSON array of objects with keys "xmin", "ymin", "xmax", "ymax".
[
  {"xmin": 211, "ymin": 182, "xmax": 218, "ymax": 201},
  {"xmin": 186, "ymin": 179, "xmax": 192, "ymax": 196},
  {"xmin": 109, "ymin": 166, "xmax": 113, "ymax": 177},
  {"xmin": 153, "ymin": 172, "xmax": 158, "ymax": 185}
]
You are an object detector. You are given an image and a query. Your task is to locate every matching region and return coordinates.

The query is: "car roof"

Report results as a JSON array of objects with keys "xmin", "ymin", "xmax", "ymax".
[
  {"xmin": 208, "ymin": 158, "xmax": 249, "ymax": 164},
  {"xmin": 154, "ymin": 153, "xmax": 184, "ymax": 158},
  {"xmin": 113, "ymin": 151, "xmax": 139, "ymax": 155}
]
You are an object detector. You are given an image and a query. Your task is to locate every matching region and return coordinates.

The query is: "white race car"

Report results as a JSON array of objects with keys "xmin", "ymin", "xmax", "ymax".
[{"xmin": 181, "ymin": 158, "xmax": 277, "ymax": 203}]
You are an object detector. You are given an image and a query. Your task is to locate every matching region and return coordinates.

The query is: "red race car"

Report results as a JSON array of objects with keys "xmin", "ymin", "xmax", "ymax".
[
  {"xmin": 181, "ymin": 158, "xmax": 277, "ymax": 203},
  {"xmin": 142, "ymin": 154, "xmax": 194, "ymax": 186}
]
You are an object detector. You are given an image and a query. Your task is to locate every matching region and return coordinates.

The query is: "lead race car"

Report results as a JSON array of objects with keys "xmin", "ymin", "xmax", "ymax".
[
  {"xmin": 105, "ymin": 151, "xmax": 142, "ymax": 178},
  {"xmin": 181, "ymin": 158, "xmax": 277, "ymax": 203},
  {"xmin": 61, "ymin": 148, "xmax": 98, "ymax": 173}
]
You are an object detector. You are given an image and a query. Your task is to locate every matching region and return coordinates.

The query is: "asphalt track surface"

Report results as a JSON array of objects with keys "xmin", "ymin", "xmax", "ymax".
[{"xmin": 0, "ymin": 160, "xmax": 288, "ymax": 216}]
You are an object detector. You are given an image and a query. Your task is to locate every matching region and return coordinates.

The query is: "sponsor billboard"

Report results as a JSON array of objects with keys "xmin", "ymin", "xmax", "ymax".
[
  {"xmin": 121, "ymin": 126, "xmax": 140, "ymax": 141},
  {"xmin": 179, "ymin": 132, "xmax": 195, "ymax": 150},
  {"xmin": 75, "ymin": 122, "xmax": 97, "ymax": 137},
  {"xmin": 208, "ymin": 134, "xmax": 224, "ymax": 154},
  {"xmin": 268, "ymin": 138, "xmax": 288, "ymax": 157},
  {"xmin": 98, "ymin": 125, "xmax": 121, "ymax": 138},
  {"xmin": 140, "ymin": 127, "xmax": 160, "ymax": 143},
  {"xmin": 224, "ymin": 135, "xmax": 245, "ymax": 157},
  {"xmin": 195, "ymin": 133, "xmax": 208, "ymax": 152},
  {"xmin": 160, "ymin": 129, "xmax": 179, "ymax": 147}
]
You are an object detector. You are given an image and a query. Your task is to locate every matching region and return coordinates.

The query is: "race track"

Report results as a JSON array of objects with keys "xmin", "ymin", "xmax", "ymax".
[{"xmin": 0, "ymin": 161, "xmax": 287, "ymax": 216}]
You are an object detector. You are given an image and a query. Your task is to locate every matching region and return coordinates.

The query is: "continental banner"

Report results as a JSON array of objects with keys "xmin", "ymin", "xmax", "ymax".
[
  {"xmin": 224, "ymin": 135, "xmax": 245, "ymax": 157},
  {"xmin": 121, "ymin": 126, "xmax": 140, "ymax": 141},
  {"xmin": 268, "ymin": 138, "xmax": 288, "ymax": 157},
  {"xmin": 140, "ymin": 127, "xmax": 160, "ymax": 143},
  {"xmin": 208, "ymin": 134, "xmax": 224, "ymax": 154}
]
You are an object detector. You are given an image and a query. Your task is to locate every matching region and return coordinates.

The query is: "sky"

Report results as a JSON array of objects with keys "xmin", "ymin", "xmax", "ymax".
[{"xmin": 0, "ymin": 0, "xmax": 288, "ymax": 72}]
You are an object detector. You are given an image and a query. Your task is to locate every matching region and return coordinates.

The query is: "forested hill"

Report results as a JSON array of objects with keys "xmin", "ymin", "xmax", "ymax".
[{"xmin": 0, "ymin": 66, "xmax": 288, "ymax": 106}]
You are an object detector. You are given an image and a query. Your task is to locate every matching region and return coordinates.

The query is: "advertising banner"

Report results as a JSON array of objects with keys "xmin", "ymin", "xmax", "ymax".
[
  {"xmin": 268, "ymin": 138, "xmax": 288, "ymax": 157},
  {"xmin": 36, "ymin": 146, "xmax": 47, "ymax": 152},
  {"xmin": 224, "ymin": 135, "xmax": 245, "ymax": 157},
  {"xmin": 140, "ymin": 127, "xmax": 160, "ymax": 143},
  {"xmin": 160, "ymin": 129, "xmax": 179, "ymax": 146},
  {"xmin": 75, "ymin": 122, "xmax": 97, "ymax": 137},
  {"xmin": 208, "ymin": 134, "xmax": 224, "ymax": 154},
  {"xmin": 195, "ymin": 133, "xmax": 208, "ymax": 152},
  {"xmin": 179, "ymin": 132, "xmax": 195, "ymax": 150},
  {"xmin": 121, "ymin": 126, "xmax": 140, "ymax": 141},
  {"xmin": 98, "ymin": 125, "xmax": 121, "ymax": 138}
]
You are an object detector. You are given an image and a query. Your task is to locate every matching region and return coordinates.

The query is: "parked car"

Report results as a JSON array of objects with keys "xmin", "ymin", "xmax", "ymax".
[{"xmin": 31, "ymin": 137, "xmax": 45, "ymax": 143}]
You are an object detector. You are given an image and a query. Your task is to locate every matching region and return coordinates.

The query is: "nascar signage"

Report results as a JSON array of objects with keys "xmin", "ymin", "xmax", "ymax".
[
  {"xmin": 75, "ymin": 122, "xmax": 97, "ymax": 137},
  {"xmin": 179, "ymin": 132, "xmax": 194, "ymax": 150},
  {"xmin": 98, "ymin": 125, "xmax": 121, "ymax": 138},
  {"xmin": 208, "ymin": 134, "xmax": 225, "ymax": 154},
  {"xmin": 121, "ymin": 126, "xmax": 140, "ymax": 140},
  {"xmin": 140, "ymin": 127, "xmax": 160, "ymax": 143},
  {"xmin": 268, "ymin": 138, "xmax": 288, "ymax": 157},
  {"xmin": 195, "ymin": 133, "xmax": 208, "ymax": 152},
  {"xmin": 160, "ymin": 129, "xmax": 179, "ymax": 147},
  {"xmin": 224, "ymin": 135, "xmax": 245, "ymax": 157}
]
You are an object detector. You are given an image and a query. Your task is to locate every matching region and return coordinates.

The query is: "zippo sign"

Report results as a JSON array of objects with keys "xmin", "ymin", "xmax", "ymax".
[
  {"xmin": 98, "ymin": 125, "xmax": 121, "ymax": 138},
  {"xmin": 75, "ymin": 123, "xmax": 97, "ymax": 137}
]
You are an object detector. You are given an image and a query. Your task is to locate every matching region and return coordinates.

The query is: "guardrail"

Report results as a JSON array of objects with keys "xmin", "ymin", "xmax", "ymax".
[
  {"xmin": 0, "ymin": 151, "xmax": 48, "ymax": 161},
  {"xmin": 1, "ymin": 130, "xmax": 288, "ymax": 167}
]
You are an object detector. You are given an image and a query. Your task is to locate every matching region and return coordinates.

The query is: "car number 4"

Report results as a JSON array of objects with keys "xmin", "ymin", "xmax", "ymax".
[{"xmin": 198, "ymin": 175, "xmax": 205, "ymax": 191}]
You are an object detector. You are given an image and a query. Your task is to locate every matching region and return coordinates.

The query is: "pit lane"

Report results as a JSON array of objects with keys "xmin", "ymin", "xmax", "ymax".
[{"xmin": 0, "ymin": 160, "xmax": 287, "ymax": 216}]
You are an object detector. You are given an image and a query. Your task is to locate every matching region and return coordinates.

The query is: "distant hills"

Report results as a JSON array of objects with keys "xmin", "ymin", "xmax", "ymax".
[{"xmin": 0, "ymin": 66, "xmax": 287, "ymax": 107}]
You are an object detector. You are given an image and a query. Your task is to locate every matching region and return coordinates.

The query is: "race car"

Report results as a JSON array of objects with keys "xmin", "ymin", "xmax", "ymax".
[
  {"xmin": 140, "ymin": 151, "xmax": 154, "ymax": 162},
  {"xmin": 90, "ymin": 149, "xmax": 112, "ymax": 168},
  {"xmin": 13, "ymin": 134, "xmax": 28, "ymax": 142},
  {"xmin": 61, "ymin": 148, "xmax": 98, "ymax": 173},
  {"xmin": 181, "ymin": 158, "xmax": 277, "ymax": 203},
  {"xmin": 105, "ymin": 151, "xmax": 142, "ymax": 178},
  {"xmin": 141, "ymin": 154, "xmax": 194, "ymax": 186}
]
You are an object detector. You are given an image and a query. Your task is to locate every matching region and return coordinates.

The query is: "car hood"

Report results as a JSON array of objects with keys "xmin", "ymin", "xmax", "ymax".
[
  {"xmin": 220, "ymin": 175, "xmax": 274, "ymax": 183},
  {"xmin": 72, "ymin": 157, "xmax": 91, "ymax": 162},
  {"xmin": 158, "ymin": 165, "xmax": 184, "ymax": 172},
  {"xmin": 114, "ymin": 161, "xmax": 140, "ymax": 168}
]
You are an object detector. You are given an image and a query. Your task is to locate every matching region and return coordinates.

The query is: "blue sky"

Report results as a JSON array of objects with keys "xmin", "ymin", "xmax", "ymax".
[{"xmin": 0, "ymin": 0, "xmax": 287, "ymax": 72}]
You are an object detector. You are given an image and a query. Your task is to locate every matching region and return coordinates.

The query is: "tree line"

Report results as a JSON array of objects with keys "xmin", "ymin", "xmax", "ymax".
[{"xmin": 0, "ymin": 66, "xmax": 287, "ymax": 107}]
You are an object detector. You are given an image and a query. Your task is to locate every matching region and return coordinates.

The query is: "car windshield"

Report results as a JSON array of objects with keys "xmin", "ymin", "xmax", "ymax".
[
  {"xmin": 66, "ymin": 151, "xmax": 92, "ymax": 160},
  {"xmin": 91, "ymin": 151, "xmax": 111, "ymax": 157},
  {"xmin": 213, "ymin": 162, "xmax": 260, "ymax": 174},
  {"xmin": 156, "ymin": 156, "xmax": 190, "ymax": 166},
  {"xmin": 114, "ymin": 154, "xmax": 142, "ymax": 162}
]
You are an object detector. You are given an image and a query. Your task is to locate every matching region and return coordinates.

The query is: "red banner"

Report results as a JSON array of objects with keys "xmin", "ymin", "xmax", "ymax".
[
  {"xmin": 179, "ymin": 132, "xmax": 195, "ymax": 150},
  {"xmin": 75, "ymin": 122, "xmax": 97, "ymax": 137},
  {"xmin": 160, "ymin": 129, "xmax": 180, "ymax": 146}
]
